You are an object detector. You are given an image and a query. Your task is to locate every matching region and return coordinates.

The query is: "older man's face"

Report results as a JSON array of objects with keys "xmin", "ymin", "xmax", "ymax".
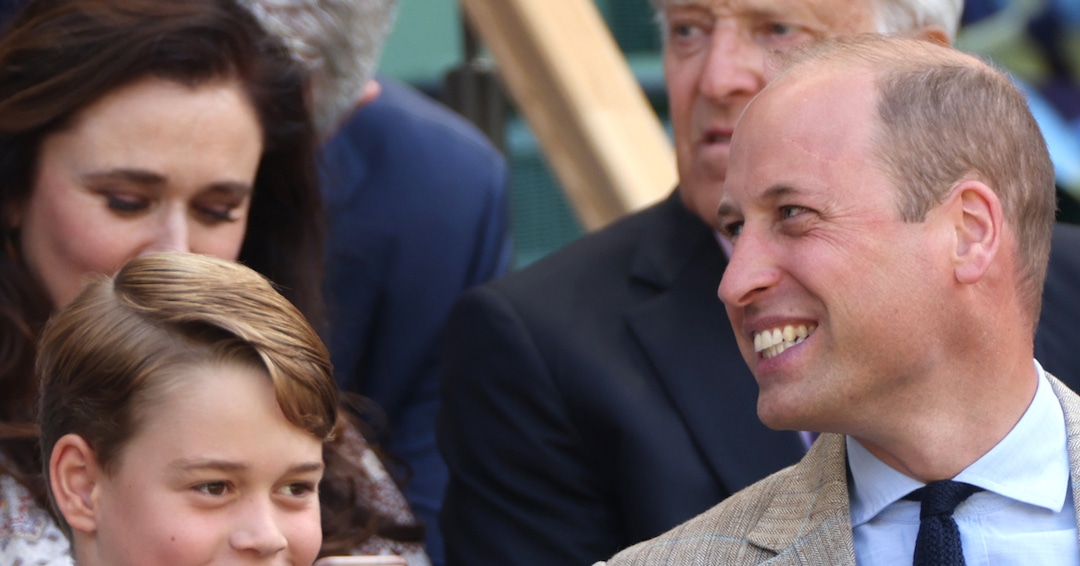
[{"xmin": 662, "ymin": 0, "xmax": 877, "ymax": 227}]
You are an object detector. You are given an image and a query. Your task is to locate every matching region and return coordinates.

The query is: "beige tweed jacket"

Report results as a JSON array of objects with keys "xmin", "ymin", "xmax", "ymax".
[{"xmin": 600, "ymin": 373, "xmax": 1080, "ymax": 565}]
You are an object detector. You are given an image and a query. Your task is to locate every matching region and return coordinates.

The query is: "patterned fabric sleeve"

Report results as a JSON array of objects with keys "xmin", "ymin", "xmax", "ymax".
[
  {"xmin": 335, "ymin": 425, "xmax": 431, "ymax": 566},
  {"xmin": 0, "ymin": 472, "xmax": 73, "ymax": 566}
]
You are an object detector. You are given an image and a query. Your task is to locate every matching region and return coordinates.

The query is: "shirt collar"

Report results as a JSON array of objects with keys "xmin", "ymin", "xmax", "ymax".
[{"xmin": 849, "ymin": 360, "xmax": 1068, "ymax": 527}]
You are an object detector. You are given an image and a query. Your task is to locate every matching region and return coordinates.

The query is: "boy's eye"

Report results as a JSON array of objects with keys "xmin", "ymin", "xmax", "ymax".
[
  {"xmin": 195, "ymin": 482, "xmax": 229, "ymax": 496},
  {"xmin": 280, "ymin": 482, "xmax": 317, "ymax": 497}
]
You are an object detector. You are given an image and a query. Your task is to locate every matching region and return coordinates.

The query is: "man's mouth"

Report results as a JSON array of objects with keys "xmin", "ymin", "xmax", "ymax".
[{"xmin": 754, "ymin": 324, "xmax": 816, "ymax": 359}]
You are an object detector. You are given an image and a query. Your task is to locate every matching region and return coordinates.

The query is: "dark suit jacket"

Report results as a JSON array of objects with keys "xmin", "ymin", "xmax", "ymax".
[
  {"xmin": 602, "ymin": 375, "xmax": 1080, "ymax": 565},
  {"xmin": 1036, "ymin": 223, "xmax": 1080, "ymax": 385},
  {"xmin": 320, "ymin": 77, "xmax": 511, "ymax": 565},
  {"xmin": 438, "ymin": 190, "xmax": 807, "ymax": 565}
]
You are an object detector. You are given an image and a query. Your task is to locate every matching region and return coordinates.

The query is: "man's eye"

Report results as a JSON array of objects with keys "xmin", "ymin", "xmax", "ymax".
[
  {"xmin": 780, "ymin": 205, "xmax": 808, "ymax": 219},
  {"xmin": 767, "ymin": 23, "xmax": 797, "ymax": 37},
  {"xmin": 721, "ymin": 220, "xmax": 743, "ymax": 238},
  {"xmin": 672, "ymin": 23, "xmax": 701, "ymax": 38}
]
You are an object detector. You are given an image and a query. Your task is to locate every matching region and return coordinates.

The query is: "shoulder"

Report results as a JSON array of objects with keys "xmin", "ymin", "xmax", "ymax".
[
  {"xmin": 337, "ymin": 77, "xmax": 503, "ymax": 168},
  {"xmin": 485, "ymin": 193, "xmax": 690, "ymax": 299},
  {"xmin": 0, "ymin": 473, "xmax": 72, "ymax": 565},
  {"xmin": 604, "ymin": 434, "xmax": 852, "ymax": 566},
  {"xmin": 604, "ymin": 467, "xmax": 799, "ymax": 565}
]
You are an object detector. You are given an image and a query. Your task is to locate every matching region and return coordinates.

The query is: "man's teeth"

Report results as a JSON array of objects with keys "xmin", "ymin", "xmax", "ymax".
[{"xmin": 754, "ymin": 324, "xmax": 816, "ymax": 359}]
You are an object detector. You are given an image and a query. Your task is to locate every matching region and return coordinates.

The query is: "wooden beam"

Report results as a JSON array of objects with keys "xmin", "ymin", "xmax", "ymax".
[{"xmin": 458, "ymin": 0, "xmax": 677, "ymax": 230}]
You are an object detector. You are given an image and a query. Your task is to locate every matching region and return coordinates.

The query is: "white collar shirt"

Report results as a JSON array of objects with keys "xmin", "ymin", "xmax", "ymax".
[{"xmin": 848, "ymin": 361, "xmax": 1078, "ymax": 565}]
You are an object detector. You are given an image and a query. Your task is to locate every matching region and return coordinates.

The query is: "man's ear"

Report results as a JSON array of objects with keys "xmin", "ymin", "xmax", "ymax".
[
  {"xmin": 948, "ymin": 179, "xmax": 1001, "ymax": 285},
  {"xmin": 49, "ymin": 433, "xmax": 102, "ymax": 534}
]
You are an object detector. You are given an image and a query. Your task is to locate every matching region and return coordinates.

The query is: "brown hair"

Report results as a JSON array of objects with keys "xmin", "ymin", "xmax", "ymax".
[
  {"xmin": 777, "ymin": 34, "xmax": 1055, "ymax": 326},
  {"xmin": 37, "ymin": 252, "xmax": 339, "ymax": 535},
  {"xmin": 0, "ymin": 0, "xmax": 323, "ymax": 504}
]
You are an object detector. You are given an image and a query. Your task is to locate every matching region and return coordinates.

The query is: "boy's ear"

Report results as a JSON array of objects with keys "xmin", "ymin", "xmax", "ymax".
[{"xmin": 49, "ymin": 433, "xmax": 102, "ymax": 534}]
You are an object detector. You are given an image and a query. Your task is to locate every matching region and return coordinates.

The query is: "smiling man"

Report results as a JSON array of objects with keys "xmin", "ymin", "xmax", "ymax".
[{"xmin": 602, "ymin": 34, "xmax": 1080, "ymax": 566}]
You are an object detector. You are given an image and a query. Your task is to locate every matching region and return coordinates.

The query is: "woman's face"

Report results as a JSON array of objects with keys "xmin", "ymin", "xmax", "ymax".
[
  {"xmin": 86, "ymin": 360, "xmax": 325, "ymax": 566},
  {"xmin": 16, "ymin": 75, "xmax": 264, "ymax": 309}
]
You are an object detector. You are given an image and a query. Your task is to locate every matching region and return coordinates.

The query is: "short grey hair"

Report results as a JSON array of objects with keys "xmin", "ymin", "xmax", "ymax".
[
  {"xmin": 240, "ymin": 0, "xmax": 397, "ymax": 137},
  {"xmin": 648, "ymin": 0, "xmax": 962, "ymax": 43}
]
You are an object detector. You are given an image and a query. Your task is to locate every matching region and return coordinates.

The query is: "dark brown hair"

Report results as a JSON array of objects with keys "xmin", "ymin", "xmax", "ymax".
[{"xmin": 0, "ymin": 0, "xmax": 322, "ymax": 506}]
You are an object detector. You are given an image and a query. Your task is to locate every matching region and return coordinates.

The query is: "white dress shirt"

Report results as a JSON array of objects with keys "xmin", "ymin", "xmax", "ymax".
[{"xmin": 849, "ymin": 361, "xmax": 1079, "ymax": 565}]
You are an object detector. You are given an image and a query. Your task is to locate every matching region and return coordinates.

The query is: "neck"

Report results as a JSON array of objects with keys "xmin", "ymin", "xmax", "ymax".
[{"xmin": 851, "ymin": 355, "xmax": 1038, "ymax": 482}]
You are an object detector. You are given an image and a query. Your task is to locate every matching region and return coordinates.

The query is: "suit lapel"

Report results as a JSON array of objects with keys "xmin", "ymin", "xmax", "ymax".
[
  {"xmin": 625, "ymin": 192, "xmax": 804, "ymax": 492},
  {"xmin": 1048, "ymin": 374, "xmax": 1080, "ymax": 543},
  {"xmin": 745, "ymin": 434, "xmax": 857, "ymax": 565}
]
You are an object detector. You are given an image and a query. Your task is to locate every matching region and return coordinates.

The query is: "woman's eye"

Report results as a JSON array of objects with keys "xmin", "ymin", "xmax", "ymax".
[
  {"xmin": 194, "ymin": 482, "xmax": 230, "ymax": 496},
  {"xmin": 198, "ymin": 206, "xmax": 238, "ymax": 223},
  {"xmin": 195, "ymin": 201, "xmax": 243, "ymax": 223},
  {"xmin": 105, "ymin": 194, "xmax": 148, "ymax": 213}
]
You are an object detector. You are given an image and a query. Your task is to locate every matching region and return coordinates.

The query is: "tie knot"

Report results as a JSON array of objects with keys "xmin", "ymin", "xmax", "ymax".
[{"xmin": 907, "ymin": 480, "xmax": 982, "ymax": 518}]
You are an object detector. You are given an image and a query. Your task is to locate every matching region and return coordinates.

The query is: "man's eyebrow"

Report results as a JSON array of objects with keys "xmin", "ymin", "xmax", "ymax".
[
  {"xmin": 717, "ymin": 201, "xmax": 739, "ymax": 221},
  {"xmin": 760, "ymin": 184, "xmax": 802, "ymax": 201}
]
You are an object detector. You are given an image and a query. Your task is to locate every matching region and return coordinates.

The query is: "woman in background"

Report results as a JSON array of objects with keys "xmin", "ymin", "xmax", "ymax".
[{"xmin": 0, "ymin": 0, "xmax": 425, "ymax": 563}]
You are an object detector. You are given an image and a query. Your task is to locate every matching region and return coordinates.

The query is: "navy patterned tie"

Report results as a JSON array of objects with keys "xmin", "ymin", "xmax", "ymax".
[{"xmin": 906, "ymin": 480, "xmax": 982, "ymax": 565}]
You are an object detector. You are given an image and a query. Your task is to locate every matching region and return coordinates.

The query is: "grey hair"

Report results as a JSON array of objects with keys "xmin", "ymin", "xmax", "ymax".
[
  {"xmin": 872, "ymin": 0, "xmax": 962, "ymax": 42},
  {"xmin": 239, "ymin": 0, "xmax": 397, "ymax": 137},
  {"xmin": 647, "ymin": 0, "xmax": 962, "ymax": 42}
]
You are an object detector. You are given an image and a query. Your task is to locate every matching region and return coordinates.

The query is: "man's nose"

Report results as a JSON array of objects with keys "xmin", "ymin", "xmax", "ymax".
[
  {"xmin": 698, "ymin": 24, "xmax": 767, "ymax": 103},
  {"xmin": 718, "ymin": 228, "xmax": 781, "ymax": 308}
]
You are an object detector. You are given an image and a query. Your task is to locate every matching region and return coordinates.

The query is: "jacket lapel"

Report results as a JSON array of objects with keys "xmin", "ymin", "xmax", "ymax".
[
  {"xmin": 625, "ymin": 192, "xmax": 804, "ymax": 492},
  {"xmin": 1048, "ymin": 374, "xmax": 1080, "ymax": 544},
  {"xmin": 745, "ymin": 434, "xmax": 857, "ymax": 565}
]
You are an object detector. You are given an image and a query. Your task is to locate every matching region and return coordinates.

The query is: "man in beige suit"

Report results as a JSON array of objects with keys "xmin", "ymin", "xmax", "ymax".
[{"xmin": 602, "ymin": 35, "xmax": 1080, "ymax": 565}]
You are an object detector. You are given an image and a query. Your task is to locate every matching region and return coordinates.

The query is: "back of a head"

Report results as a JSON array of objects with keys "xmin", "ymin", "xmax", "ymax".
[
  {"xmin": 772, "ymin": 34, "xmax": 1055, "ymax": 326},
  {"xmin": 37, "ymin": 252, "xmax": 339, "ymax": 534},
  {"xmin": 239, "ymin": 0, "xmax": 398, "ymax": 136}
]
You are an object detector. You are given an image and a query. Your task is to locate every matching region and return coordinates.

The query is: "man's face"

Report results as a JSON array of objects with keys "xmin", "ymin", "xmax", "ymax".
[
  {"xmin": 716, "ymin": 70, "xmax": 954, "ymax": 434},
  {"xmin": 662, "ymin": 0, "xmax": 877, "ymax": 226}
]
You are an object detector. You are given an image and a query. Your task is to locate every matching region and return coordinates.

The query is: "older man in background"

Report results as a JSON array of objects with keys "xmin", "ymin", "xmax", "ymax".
[{"xmin": 438, "ymin": 0, "xmax": 1080, "ymax": 564}]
